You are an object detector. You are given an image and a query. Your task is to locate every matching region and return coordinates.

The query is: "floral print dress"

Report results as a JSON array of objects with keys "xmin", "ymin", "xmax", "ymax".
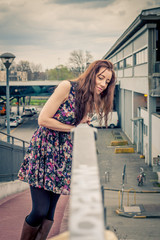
[{"xmin": 18, "ymin": 81, "xmax": 76, "ymax": 195}]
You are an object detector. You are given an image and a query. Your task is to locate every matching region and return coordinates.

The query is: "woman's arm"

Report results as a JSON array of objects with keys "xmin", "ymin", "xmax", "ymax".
[{"xmin": 38, "ymin": 80, "xmax": 75, "ymax": 132}]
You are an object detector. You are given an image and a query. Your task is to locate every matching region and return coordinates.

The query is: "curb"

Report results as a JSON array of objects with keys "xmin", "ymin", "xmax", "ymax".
[
  {"xmin": 0, "ymin": 180, "xmax": 29, "ymax": 200},
  {"xmin": 49, "ymin": 230, "xmax": 118, "ymax": 240},
  {"xmin": 115, "ymin": 147, "xmax": 135, "ymax": 153},
  {"xmin": 110, "ymin": 140, "xmax": 128, "ymax": 146},
  {"xmin": 116, "ymin": 207, "xmax": 160, "ymax": 219},
  {"xmin": 116, "ymin": 208, "xmax": 146, "ymax": 218},
  {"xmin": 103, "ymin": 187, "xmax": 160, "ymax": 193}
]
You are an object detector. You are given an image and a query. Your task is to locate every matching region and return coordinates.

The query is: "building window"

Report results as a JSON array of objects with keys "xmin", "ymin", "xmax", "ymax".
[
  {"xmin": 118, "ymin": 60, "xmax": 124, "ymax": 70},
  {"xmin": 143, "ymin": 124, "xmax": 148, "ymax": 136},
  {"xmin": 114, "ymin": 63, "xmax": 118, "ymax": 70},
  {"xmin": 135, "ymin": 48, "xmax": 148, "ymax": 65},
  {"xmin": 124, "ymin": 56, "xmax": 133, "ymax": 68}
]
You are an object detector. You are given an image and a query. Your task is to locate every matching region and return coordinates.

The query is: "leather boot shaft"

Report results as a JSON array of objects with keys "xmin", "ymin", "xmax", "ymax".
[
  {"xmin": 20, "ymin": 219, "xmax": 40, "ymax": 240},
  {"xmin": 35, "ymin": 219, "xmax": 53, "ymax": 240}
]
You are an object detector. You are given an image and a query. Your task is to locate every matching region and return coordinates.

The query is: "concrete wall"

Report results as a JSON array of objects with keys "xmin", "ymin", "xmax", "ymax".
[
  {"xmin": 124, "ymin": 90, "xmax": 132, "ymax": 140},
  {"xmin": 0, "ymin": 180, "xmax": 29, "ymax": 200},
  {"xmin": 134, "ymin": 93, "xmax": 147, "ymax": 117},
  {"xmin": 152, "ymin": 114, "xmax": 160, "ymax": 161},
  {"xmin": 140, "ymin": 108, "xmax": 149, "ymax": 164}
]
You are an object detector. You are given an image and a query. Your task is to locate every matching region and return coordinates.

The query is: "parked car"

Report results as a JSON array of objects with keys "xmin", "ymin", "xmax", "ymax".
[
  {"xmin": 90, "ymin": 111, "xmax": 119, "ymax": 128},
  {"xmin": 23, "ymin": 108, "xmax": 34, "ymax": 116},
  {"xmin": 5, "ymin": 117, "xmax": 18, "ymax": 127},
  {"xmin": 31, "ymin": 107, "xmax": 38, "ymax": 114},
  {"xmin": 15, "ymin": 115, "xmax": 23, "ymax": 124}
]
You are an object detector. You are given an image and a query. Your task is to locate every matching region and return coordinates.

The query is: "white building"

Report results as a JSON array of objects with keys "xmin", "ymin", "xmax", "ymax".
[
  {"xmin": 0, "ymin": 70, "xmax": 28, "ymax": 82},
  {"xmin": 103, "ymin": 7, "xmax": 160, "ymax": 169}
]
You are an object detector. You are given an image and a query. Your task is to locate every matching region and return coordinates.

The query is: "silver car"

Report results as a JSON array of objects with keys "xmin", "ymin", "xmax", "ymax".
[{"xmin": 5, "ymin": 117, "xmax": 18, "ymax": 127}]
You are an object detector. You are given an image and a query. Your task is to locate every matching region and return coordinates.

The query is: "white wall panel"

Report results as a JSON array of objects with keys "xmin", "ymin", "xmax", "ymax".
[
  {"xmin": 120, "ymin": 77, "xmax": 148, "ymax": 94},
  {"xmin": 134, "ymin": 64, "xmax": 148, "ymax": 77},
  {"xmin": 124, "ymin": 43, "xmax": 132, "ymax": 57},
  {"xmin": 117, "ymin": 51, "xmax": 123, "ymax": 61},
  {"xmin": 124, "ymin": 68, "xmax": 132, "ymax": 77},
  {"xmin": 117, "ymin": 70, "xmax": 123, "ymax": 77},
  {"xmin": 133, "ymin": 31, "xmax": 148, "ymax": 52}
]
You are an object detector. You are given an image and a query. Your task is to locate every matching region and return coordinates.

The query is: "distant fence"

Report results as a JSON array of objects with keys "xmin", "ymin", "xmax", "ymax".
[{"xmin": 0, "ymin": 131, "xmax": 29, "ymax": 182}]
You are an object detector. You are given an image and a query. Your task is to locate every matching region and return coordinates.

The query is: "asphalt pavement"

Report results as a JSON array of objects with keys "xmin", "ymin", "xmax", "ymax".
[
  {"xmin": 0, "ymin": 127, "xmax": 160, "ymax": 240},
  {"xmin": 96, "ymin": 128, "xmax": 160, "ymax": 240},
  {"xmin": 0, "ymin": 189, "xmax": 69, "ymax": 240}
]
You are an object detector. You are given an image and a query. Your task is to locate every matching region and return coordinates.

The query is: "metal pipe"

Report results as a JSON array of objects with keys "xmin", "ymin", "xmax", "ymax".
[{"xmin": 6, "ymin": 68, "xmax": 10, "ymax": 143}]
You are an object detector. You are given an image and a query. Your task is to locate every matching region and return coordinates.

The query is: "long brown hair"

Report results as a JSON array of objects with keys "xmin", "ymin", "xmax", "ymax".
[{"xmin": 73, "ymin": 59, "xmax": 116, "ymax": 126}]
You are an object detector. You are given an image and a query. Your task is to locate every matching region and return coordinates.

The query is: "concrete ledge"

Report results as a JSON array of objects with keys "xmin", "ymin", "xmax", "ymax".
[
  {"xmin": 115, "ymin": 148, "xmax": 135, "ymax": 153},
  {"xmin": 111, "ymin": 140, "xmax": 128, "ymax": 146},
  {"xmin": 49, "ymin": 230, "xmax": 118, "ymax": 240},
  {"xmin": 0, "ymin": 180, "xmax": 29, "ymax": 200}
]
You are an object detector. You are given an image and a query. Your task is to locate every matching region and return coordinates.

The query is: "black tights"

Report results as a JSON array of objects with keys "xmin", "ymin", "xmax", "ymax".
[{"xmin": 26, "ymin": 186, "xmax": 60, "ymax": 227}]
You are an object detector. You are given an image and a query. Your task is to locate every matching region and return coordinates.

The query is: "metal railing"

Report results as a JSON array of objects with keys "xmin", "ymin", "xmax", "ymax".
[
  {"xmin": 69, "ymin": 124, "xmax": 106, "ymax": 240},
  {"xmin": 0, "ymin": 130, "xmax": 29, "ymax": 150},
  {"xmin": 0, "ymin": 131, "xmax": 29, "ymax": 181}
]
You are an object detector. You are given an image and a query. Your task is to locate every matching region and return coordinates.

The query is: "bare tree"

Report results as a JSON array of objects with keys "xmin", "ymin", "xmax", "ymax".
[
  {"xmin": 0, "ymin": 62, "xmax": 5, "ymax": 70},
  {"xmin": 85, "ymin": 51, "xmax": 93, "ymax": 68},
  {"xmin": 69, "ymin": 50, "xmax": 93, "ymax": 76},
  {"xmin": 17, "ymin": 60, "xmax": 31, "ymax": 72},
  {"xmin": 30, "ymin": 62, "xmax": 42, "ymax": 73},
  {"xmin": 17, "ymin": 61, "xmax": 32, "ymax": 80}
]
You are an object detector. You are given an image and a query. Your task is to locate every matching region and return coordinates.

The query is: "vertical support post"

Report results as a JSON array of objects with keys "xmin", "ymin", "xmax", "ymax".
[
  {"xmin": 23, "ymin": 141, "xmax": 25, "ymax": 158},
  {"xmin": 121, "ymin": 89, "xmax": 125, "ymax": 131},
  {"xmin": 147, "ymin": 24, "xmax": 157, "ymax": 166},
  {"xmin": 147, "ymin": 95, "xmax": 156, "ymax": 166},
  {"xmin": 121, "ymin": 164, "xmax": 126, "ymax": 210},
  {"xmin": 17, "ymin": 97, "xmax": 20, "ymax": 115},
  {"xmin": 101, "ymin": 185, "xmax": 107, "ymax": 228},
  {"xmin": 6, "ymin": 68, "xmax": 10, "ymax": 143},
  {"xmin": 23, "ymin": 96, "xmax": 25, "ymax": 113}
]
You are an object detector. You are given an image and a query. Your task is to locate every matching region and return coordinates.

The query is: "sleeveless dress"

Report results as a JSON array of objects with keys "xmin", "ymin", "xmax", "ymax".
[{"xmin": 18, "ymin": 81, "xmax": 76, "ymax": 195}]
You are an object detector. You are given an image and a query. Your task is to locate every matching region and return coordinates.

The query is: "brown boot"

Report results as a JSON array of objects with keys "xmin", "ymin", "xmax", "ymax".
[
  {"xmin": 20, "ymin": 218, "xmax": 40, "ymax": 240},
  {"xmin": 35, "ymin": 219, "xmax": 53, "ymax": 240}
]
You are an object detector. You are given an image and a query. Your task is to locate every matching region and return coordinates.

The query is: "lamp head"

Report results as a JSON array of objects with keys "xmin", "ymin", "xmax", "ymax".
[{"xmin": 0, "ymin": 52, "xmax": 15, "ymax": 69}]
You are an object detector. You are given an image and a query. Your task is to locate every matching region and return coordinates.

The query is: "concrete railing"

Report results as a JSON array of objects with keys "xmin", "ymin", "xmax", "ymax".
[{"xmin": 69, "ymin": 124, "xmax": 106, "ymax": 240}]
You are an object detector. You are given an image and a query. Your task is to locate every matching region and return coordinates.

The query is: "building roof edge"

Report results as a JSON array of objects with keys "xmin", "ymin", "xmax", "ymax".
[{"xmin": 102, "ymin": 7, "xmax": 160, "ymax": 60}]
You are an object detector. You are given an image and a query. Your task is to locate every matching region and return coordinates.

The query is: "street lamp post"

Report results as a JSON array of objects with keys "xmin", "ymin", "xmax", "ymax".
[{"xmin": 0, "ymin": 53, "xmax": 15, "ymax": 143}]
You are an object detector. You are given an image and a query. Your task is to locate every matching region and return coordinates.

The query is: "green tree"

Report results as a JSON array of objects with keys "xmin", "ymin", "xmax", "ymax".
[{"xmin": 47, "ymin": 65, "xmax": 75, "ymax": 80}]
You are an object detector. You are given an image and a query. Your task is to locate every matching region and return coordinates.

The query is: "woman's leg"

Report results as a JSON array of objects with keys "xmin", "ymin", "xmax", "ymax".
[
  {"xmin": 20, "ymin": 186, "xmax": 60, "ymax": 240},
  {"xmin": 26, "ymin": 186, "xmax": 51, "ymax": 227},
  {"xmin": 46, "ymin": 191, "xmax": 60, "ymax": 221},
  {"xmin": 33, "ymin": 189, "xmax": 60, "ymax": 240}
]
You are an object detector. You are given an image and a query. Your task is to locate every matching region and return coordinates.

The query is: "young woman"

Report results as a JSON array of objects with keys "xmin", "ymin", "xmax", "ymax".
[{"xmin": 18, "ymin": 59, "xmax": 116, "ymax": 240}]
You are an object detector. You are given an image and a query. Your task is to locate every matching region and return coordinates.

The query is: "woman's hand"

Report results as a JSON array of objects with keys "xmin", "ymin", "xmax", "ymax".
[{"xmin": 80, "ymin": 116, "xmax": 91, "ymax": 124}]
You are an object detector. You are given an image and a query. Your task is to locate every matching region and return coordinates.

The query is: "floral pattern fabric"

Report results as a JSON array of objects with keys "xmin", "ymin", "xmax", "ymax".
[{"xmin": 18, "ymin": 82, "xmax": 76, "ymax": 195}]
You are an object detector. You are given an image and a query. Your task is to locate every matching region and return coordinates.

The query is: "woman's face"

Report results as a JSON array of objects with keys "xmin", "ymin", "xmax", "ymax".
[{"xmin": 95, "ymin": 67, "xmax": 112, "ymax": 95}]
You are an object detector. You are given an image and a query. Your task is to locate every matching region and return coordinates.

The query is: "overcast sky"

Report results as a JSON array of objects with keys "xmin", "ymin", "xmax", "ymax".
[{"xmin": 0, "ymin": 0, "xmax": 159, "ymax": 70}]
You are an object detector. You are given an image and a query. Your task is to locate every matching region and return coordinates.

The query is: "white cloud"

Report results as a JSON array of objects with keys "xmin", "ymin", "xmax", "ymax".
[{"xmin": 0, "ymin": 0, "xmax": 159, "ymax": 70}]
